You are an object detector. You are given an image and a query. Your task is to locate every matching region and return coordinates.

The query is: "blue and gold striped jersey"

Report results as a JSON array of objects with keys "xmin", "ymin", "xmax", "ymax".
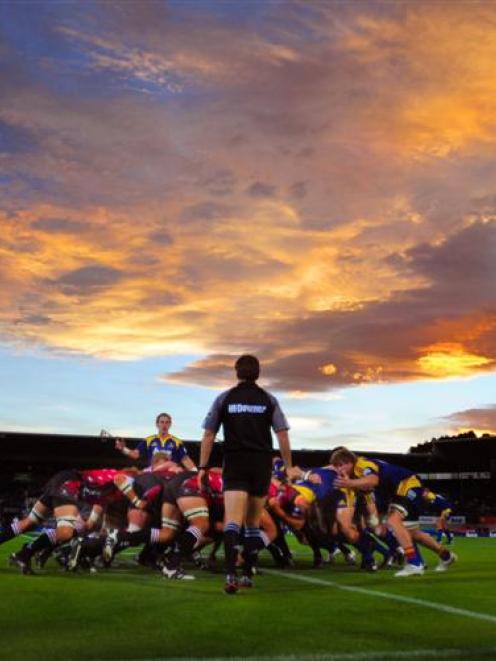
[
  {"xmin": 136, "ymin": 434, "xmax": 188, "ymax": 465},
  {"xmin": 424, "ymin": 490, "xmax": 453, "ymax": 517},
  {"xmin": 293, "ymin": 468, "xmax": 355, "ymax": 508},
  {"xmin": 354, "ymin": 456, "xmax": 419, "ymax": 495}
]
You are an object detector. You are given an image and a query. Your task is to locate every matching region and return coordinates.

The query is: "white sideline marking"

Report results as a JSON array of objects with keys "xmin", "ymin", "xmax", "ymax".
[
  {"xmin": 124, "ymin": 648, "xmax": 496, "ymax": 661},
  {"xmin": 265, "ymin": 569, "xmax": 496, "ymax": 625}
]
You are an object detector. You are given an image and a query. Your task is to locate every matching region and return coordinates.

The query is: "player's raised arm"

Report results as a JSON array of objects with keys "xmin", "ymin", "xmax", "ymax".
[{"xmin": 115, "ymin": 437, "xmax": 140, "ymax": 461}]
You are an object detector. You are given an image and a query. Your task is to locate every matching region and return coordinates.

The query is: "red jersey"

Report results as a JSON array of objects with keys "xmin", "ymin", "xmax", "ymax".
[{"xmin": 80, "ymin": 468, "xmax": 128, "ymax": 506}]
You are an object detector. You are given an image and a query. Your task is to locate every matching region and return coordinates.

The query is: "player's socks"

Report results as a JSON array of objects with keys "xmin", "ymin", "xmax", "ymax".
[
  {"xmin": 80, "ymin": 537, "xmax": 105, "ymax": 558},
  {"xmin": 224, "ymin": 522, "xmax": 241, "ymax": 575},
  {"xmin": 12, "ymin": 529, "xmax": 58, "ymax": 573},
  {"xmin": 0, "ymin": 520, "xmax": 19, "ymax": 544},
  {"xmin": 274, "ymin": 529, "xmax": 292, "ymax": 559},
  {"xmin": 355, "ymin": 531, "xmax": 373, "ymax": 557},
  {"xmin": 25, "ymin": 529, "xmax": 58, "ymax": 557},
  {"xmin": 179, "ymin": 526, "xmax": 203, "ymax": 556},
  {"xmin": 117, "ymin": 529, "xmax": 150, "ymax": 549},
  {"xmin": 436, "ymin": 530, "xmax": 442, "ymax": 543},
  {"xmin": 167, "ymin": 525, "xmax": 203, "ymax": 571},
  {"xmin": 354, "ymin": 532, "xmax": 376, "ymax": 569},
  {"xmin": 404, "ymin": 544, "xmax": 423, "ymax": 567},
  {"xmin": 382, "ymin": 529, "xmax": 400, "ymax": 553},
  {"xmin": 438, "ymin": 546, "xmax": 451, "ymax": 562},
  {"xmin": 242, "ymin": 527, "xmax": 267, "ymax": 576},
  {"xmin": 267, "ymin": 542, "xmax": 288, "ymax": 567},
  {"xmin": 366, "ymin": 530, "xmax": 390, "ymax": 559}
]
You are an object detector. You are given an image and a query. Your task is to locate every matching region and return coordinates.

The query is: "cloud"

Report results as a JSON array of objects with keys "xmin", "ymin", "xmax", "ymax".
[
  {"xmin": 31, "ymin": 217, "xmax": 90, "ymax": 234},
  {"xmin": 1, "ymin": 0, "xmax": 496, "ymax": 389},
  {"xmin": 51, "ymin": 264, "xmax": 125, "ymax": 296},
  {"xmin": 166, "ymin": 220, "xmax": 496, "ymax": 391},
  {"xmin": 442, "ymin": 406, "xmax": 496, "ymax": 434},
  {"xmin": 246, "ymin": 181, "xmax": 277, "ymax": 198}
]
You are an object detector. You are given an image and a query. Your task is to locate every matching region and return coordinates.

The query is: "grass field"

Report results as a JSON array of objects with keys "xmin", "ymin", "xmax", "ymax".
[{"xmin": 1, "ymin": 536, "xmax": 496, "ymax": 661}]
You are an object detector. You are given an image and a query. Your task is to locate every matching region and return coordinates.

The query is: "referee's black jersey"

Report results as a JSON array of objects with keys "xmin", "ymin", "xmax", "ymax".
[{"xmin": 203, "ymin": 381, "xmax": 289, "ymax": 454}]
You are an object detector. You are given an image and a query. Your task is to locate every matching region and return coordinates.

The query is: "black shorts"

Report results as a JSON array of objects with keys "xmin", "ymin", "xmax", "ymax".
[
  {"xmin": 133, "ymin": 472, "xmax": 164, "ymax": 497},
  {"xmin": 39, "ymin": 469, "xmax": 82, "ymax": 510},
  {"xmin": 223, "ymin": 452, "xmax": 272, "ymax": 497},
  {"xmin": 130, "ymin": 473, "xmax": 167, "ymax": 513},
  {"xmin": 161, "ymin": 471, "xmax": 198, "ymax": 504}
]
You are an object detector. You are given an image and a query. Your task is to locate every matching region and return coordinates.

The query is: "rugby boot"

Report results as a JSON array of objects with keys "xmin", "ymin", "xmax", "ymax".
[{"xmin": 224, "ymin": 573, "xmax": 239, "ymax": 594}]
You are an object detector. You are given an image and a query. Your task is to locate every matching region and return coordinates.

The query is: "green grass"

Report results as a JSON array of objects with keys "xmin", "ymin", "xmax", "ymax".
[{"xmin": 1, "ymin": 537, "xmax": 495, "ymax": 660}]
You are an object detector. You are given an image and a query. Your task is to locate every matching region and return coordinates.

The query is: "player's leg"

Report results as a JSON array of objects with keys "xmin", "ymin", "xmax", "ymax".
[
  {"xmin": 0, "ymin": 500, "xmax": 49, "ymax": 544},
  {"xmin": 11, "ymin": 504, "xmax": 79, "ymax": 574},
  {"xmin": 240, "ymin": 499, "xmax": 274, "ymax": 582},
  {"xmin": 388, "ymin": 508, "xmax": 424, "ymax": 576},
  {"xmin": 162, "ymin": 496, "xmax": 209, "ymax": 580},
  {"xmin": 223, "ymin": 490, "xmax": 248, "ymax": 593},
  {"xmin": 335, "ymin": 504, "xmax": 377, "ymax": 570},
  {"xmin": 411, "ymin": 528, "xmax": 457, "ymax": 572}
]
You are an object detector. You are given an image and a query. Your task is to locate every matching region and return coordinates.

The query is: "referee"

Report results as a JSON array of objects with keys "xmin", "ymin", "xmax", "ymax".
[{"xmin": 198, "ymin": 354, "xmax": 293, "ymax": 594}]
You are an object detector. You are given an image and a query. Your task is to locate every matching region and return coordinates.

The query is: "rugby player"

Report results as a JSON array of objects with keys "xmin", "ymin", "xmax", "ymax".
[
  {"xmin": 424, "ymin": 489, "xmax": 454, "ymax": 545},
  {"xmin": 9, "ymin": 467, "xmax": 130, "ymax": 574},
  {"xmin": 115, "ymin": 412, "xmax": 196, "ymax": 470},
  {"xmin": 332, "ymin": 448, "xmax": 438, "ymax": 576}
]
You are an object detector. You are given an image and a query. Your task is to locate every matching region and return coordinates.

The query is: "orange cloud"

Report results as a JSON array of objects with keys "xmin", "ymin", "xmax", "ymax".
[{"xmin": 1, "ymin": 2, "xmax": 496, "ymax": 394}]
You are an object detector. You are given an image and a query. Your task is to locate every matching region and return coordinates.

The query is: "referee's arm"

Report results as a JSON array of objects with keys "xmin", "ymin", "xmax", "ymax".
[
  {"xmin": 199, "ymin": 428, "xmax": 216, "ymax": 469},
  {"xmin": 271, "ymin": 395, "xmax": 293, "ymax": 472},
  {"xmin": 275, "ymin": 429, "xmax": 292, "ymax": 472},
  {"xmin": 199, "ymin": 393, "xmax": 224, "ymax": 468}
]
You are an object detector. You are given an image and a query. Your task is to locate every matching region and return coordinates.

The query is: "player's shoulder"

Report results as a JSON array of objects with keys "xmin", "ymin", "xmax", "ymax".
[
  {"xmin": 356, "ymin": 455, "xmax": 378, "ymax": 468},
  {"xmin": 356, "ymin": 456, "xmax": 379, "ymax": 473},
  {"xmin": 167, "ymin": 434, "xmax": 183, "ymax": 446},
  {"xmin": 145, "ymin": 434, "xmax": 159, "ymax": 443}
]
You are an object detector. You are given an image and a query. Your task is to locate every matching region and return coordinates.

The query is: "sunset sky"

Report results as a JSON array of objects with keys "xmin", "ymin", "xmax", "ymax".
[{"xmin": 1, "ymin": 0, "xmax": 495, "ymax": 451}]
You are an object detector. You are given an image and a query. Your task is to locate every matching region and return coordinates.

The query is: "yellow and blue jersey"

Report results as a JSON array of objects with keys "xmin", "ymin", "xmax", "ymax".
[
  {"xmin": 424, "ymin": 490, "xmax": 453, "ymax": 518},
  {"xmin": 272, "ymin": 458, "xmax": 286, "ymax": 481},
  {"xmin": 136, "ymin": 434, "xmax": 188, "ymax": 465},
  {"xmin": 354, "ymin": 456, "xmax": 422, "ymax": 497},
  {"xmin": 293, "ymin": 467, "xmax": 354, "ymax": 509}
]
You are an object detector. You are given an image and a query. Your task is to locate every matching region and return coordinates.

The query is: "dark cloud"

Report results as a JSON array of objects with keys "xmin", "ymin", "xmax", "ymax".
[
  {"xmin": 289, "ymin": 181, "xmax": 307, "ymax": 199},
  {"xmin": 401, "ymin": 221, "xmax": 496, "ymax": 295},
  {"xmin": 31, "ymin": 217, "xmax": 89, "ymax": 234},
  {"xmin": 0, "ymin": 235, "xmax": 42, "ymax": 254},
  {"xmin": 14, "ymin": 313, "xmax": 51, "ymax": 326},
  {"xmin": 128, "ymin": 254, "xmax": 161, "ymax": 267},
  {"xmin": 164, "ymin": 353, "xmax": 235, "ymax": 388},
  {"xmin": 148, "ymin": 230, "xmax": 173, "ymax": 246},
  {"xmin": 179, "ymin": 201, "xmax": 231, "ymax": 223},
  {"xmin": 140, "ymin": 290, "xmax": 183, "ymax": 307},
  {"xmin": 0, "ymin": 120, "xmax": 37, "ymax": 154},
  {"xmin": 199, "ymin": 169, "xmax": 236, "ymax": 197},
  {"xmin": 246, "ymin": 181, "xmax": 276, "ymax": 198},
  {"xmin": 50, "ymin": 264, "xmax": 125, "ymax": 296}
]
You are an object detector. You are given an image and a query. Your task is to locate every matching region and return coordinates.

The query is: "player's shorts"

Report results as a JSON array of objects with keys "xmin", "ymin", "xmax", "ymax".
[
  {"xmin": 128, "ymin": 473, "xmax": 167, "ymax": 513},
  {"xmin": 223, "ymin": 451, "xmax": 272, "ymax": 497},
  {"xmin": 133, "ymin": 472, "xmax": 164, "ymax": 497},
  {"xmin": 389, "ymin": 478, "xmax": 424, "ymax": 519},
  {"xmin": 161, "ymin": 471, "xmax": 199, "ymax": 504},
  {"xmin": 39, "ymin": 469, "xmax": 82, "ymax": 509}
]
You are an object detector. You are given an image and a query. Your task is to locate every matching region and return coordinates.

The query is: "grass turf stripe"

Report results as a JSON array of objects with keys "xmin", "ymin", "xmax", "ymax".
[
  {"xmin": 265, "ymin": 569, "xmax": 496, "ymax": 625},
  {"xmin": 118, "ymin": 647, "xmax": 496, "ymax": 660}
]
